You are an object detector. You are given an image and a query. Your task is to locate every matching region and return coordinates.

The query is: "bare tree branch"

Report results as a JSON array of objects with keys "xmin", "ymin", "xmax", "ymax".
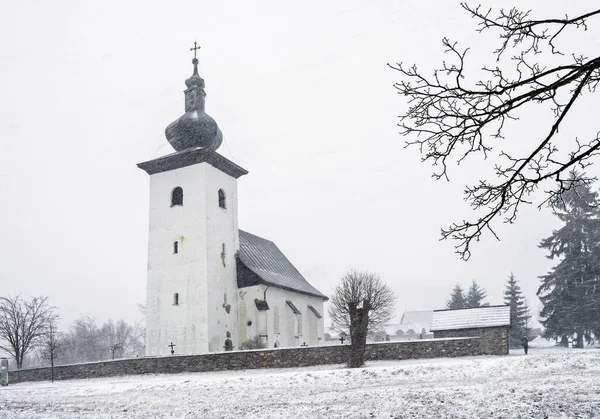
[
  {"xmin": 389, "ymin": 4, "xmax": 600, "ymax": 259},
  {"xmin": 0, "ymin": 295, "xmax": 55, "ymax": 369}
]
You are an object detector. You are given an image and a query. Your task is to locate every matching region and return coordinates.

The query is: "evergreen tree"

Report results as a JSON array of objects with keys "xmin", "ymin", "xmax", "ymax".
[
  {"xmin": 466, "ymin": 280, "xmax": 488, "ymax": 308},
  {"xmin": 504, "ymin": 273, "xmax": 530, "ymax": 348},
  {"xmin": 446, "ymin": 284, "xmax": 467, "ymax": 310},
  {"xmin": 537, "ymin": 173, "xmax": 600, "ymax": 348}
]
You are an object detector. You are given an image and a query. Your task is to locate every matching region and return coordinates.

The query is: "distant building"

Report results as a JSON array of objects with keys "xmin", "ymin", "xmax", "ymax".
[
  {"xmin": 430, "ymin": 305, "xmax": 510, "ymax": 355},
  {"xmin": 324, "ymin": 323, "xmax": 348, "ymax": 344},
  {"xmin": 382, "ymin": 310, "xmax": 434, "ymax": 341},
  {"xmin": 138, "ymin": 53, "xmax": 328, "ymax": 356}
]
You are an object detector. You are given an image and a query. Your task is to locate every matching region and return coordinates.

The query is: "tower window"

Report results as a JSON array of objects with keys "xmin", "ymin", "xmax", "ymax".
[
  {"xmin": 221, "ymin": 243, "xmax": 226, "ymax": 267},
  {"xmin": 218, "ymin": 189, "xmax": 226, "ymax": 209},
  {"xmin": 173, "ymin": 241, "xmax": 179, "ymax": 254},
  {"xmin": 173, "ymin": 293, "xmax": 180, "ymax": 306},
  {"xmin": 171, "ymin": 187, "xmax": 183, "ymax": 206}
]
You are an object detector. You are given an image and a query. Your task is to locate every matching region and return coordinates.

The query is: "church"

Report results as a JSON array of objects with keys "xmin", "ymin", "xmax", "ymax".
[{"xmin": 137, "ymin": 51, "xmax": 328, "ymax": 356}]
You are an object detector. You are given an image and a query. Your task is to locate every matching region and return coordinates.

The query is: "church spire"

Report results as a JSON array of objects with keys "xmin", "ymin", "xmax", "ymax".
[
  {"xmin": 185, "ymin": 42, "xmax": 205, "ymax": 91},
  {"xmin": 164, "ymin": 43, "xmax": 223, "ymax": 152}
]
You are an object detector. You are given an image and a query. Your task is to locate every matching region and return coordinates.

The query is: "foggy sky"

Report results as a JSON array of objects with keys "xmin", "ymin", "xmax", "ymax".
[{"xmin": 1, "ymin": 0, "xmax": 598, "ymax": 330}]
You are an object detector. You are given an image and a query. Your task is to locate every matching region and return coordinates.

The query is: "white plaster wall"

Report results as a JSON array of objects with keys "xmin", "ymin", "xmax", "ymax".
[
  {"xmin": 145, "ymin": 162, "xmax": 239, "ymax": 356},
  {"xmin": 203, "ymin": 164, "xmax": 240, "ymax": 352},
  {"xmin": 239, "ymin": 285, "xmax": 325, "ymax": 349}
]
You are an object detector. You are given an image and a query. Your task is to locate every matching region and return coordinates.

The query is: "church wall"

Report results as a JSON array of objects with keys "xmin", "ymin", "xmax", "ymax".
[
  {"xmin": 145, "ymin": 162, "xmax": 239, "ymax": 356},
  {"xmin": 203, "ymin": 163, "xmax": 240, "ymax": 352},
  {"xmin": 239, "ymin": 285, "xmax": 325, "ymax": 349}
]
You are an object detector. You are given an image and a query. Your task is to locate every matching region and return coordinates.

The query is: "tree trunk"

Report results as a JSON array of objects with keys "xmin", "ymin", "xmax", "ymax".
[
  {"xmin": 348, "ymin": 302, "xmax": 370, "ymax": 368},
  {"xmin": 50, "ymin": 353, "xmax": 54, "ymax": 382},
  {"xmin": 559, "ymin": 336, "xmax": 569, "ymax": 347},
  {"xmin": 575, "ymin": 332, "xmax": 584, "ymax": 349}
]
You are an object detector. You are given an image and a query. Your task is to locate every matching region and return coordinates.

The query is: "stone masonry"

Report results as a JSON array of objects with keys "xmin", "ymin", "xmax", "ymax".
[
  {"xmin": 9, "ymin": 337, "xmax": 485, "ymax": 384},
  {"xmin": 433, "ymin": 326, "xmax": 509, "ymax": 355}
]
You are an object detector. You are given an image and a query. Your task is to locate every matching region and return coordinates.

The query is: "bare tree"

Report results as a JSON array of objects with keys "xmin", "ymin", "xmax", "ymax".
[
  {"xmin": 100, "ymin": 319, "xmax": 132, "ymax": 360},
  {"xmin": 61, "ymin": 316, "xmax": 103, "ymax": 363},
  {"xmin": 39, "ymin": 315, "xmax": 62, "ymax": 381},
  {"xmin": 129, "ymin": 321, "xmax": 146, "ymax": 357},
  {"xmin": 389, "ymin": 4, "xmax": 600, "ymax": 260},
  {"xmin": 0, "ymin": 295, "xmax": 56, "ymax": 369},
  {"xmin": 328, "ymin": 270, "xmax": 396, "ymax": 368}
]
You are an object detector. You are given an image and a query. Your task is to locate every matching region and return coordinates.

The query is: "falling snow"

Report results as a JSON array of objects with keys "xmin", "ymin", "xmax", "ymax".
[{"xmin": 1, "ymin": 345, "xmax": 599, "ymax": 418}]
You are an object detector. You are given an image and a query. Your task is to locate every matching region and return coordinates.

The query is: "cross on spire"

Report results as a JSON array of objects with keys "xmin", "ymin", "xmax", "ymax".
[{"xmin": 190, "ymin": 41, "xmax": 201, "ymax": 59}]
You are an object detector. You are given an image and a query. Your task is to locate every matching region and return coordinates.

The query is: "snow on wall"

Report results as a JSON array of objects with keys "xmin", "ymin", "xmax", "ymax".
[{"xmin": 145, "ymin": 162, "xmax": 240, "ymax": 356}]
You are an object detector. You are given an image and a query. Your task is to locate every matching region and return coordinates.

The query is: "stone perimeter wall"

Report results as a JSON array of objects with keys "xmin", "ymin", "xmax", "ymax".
[
  {"xmin": 9, "ymin": 337, "xmax": 486, "ymax": 384},
  {"xmin": 433, "ymin": 326, "xmax": 509, "ymax": 356}
]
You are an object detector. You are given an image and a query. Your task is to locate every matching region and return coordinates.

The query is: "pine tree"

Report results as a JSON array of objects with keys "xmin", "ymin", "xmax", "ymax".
[
  {"xmin": 537, "ymin": 173, "xmax": 600, "ymax": 348},
  {"xmin": 446, "ymin": 284, "xmax": 467, "ymax": 310},
  {"xmin": 504, "ymin": 273, "xmax": 530, "ymax": 348},
  {"xmin": 466, "ymin": 280, "xmax": 488, "ymax": 308}
]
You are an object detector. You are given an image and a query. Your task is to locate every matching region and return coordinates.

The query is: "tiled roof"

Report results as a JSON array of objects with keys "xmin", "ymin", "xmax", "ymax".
[
  {"xmin": 237, "ymin": 230, "xmax": 328, "ymax": 300},
  {"xmin": 137, "ymin": 148, "xmax": 248, "ymax": 178},
  {"xmin": 254, "ymin": 299, "xmax": 269, "ymax": 311},
  {"xmin": 430, "ymin": 305, "xmax": 511, "ymax": 331},
  {"xmin": 308, "ymin": 305, "xmax": 322, "ymax": 318},
  {"xmin": 286, "ymin": 300, "xmax": 301, "ymax": 314}
]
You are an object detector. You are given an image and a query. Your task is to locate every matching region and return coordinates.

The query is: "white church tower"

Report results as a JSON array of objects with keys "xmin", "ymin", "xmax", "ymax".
[
  {"xmin": 138, "ymin": 46, "xmax": 328, "ymax": 357},
  {"xmin": 138, "ymin": 51, "xmax": 248, "ymax": 356}
]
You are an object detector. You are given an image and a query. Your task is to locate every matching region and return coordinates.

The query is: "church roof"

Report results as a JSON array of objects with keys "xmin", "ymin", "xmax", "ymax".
[
  {"xmin": 137, "ymin": 148, "xmax": 248, "ymax": 178},
  {"xmin": 430, "ymin": 305, "xmax": 511, "ymax": 331},
  {"xmin": 237, "ymin": 230, "xmax": 328, "ymax": 300}
]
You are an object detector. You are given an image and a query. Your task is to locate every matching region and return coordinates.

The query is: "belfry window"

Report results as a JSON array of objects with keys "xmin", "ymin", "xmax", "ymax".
[
  {"xmin": 218, "ymin": 189, "xmax": 226, "ymax": 209},
  {"xmin": 171, "ymin": 187, "xmax": 183, "ymax": 206},
  {"xmin": 173, "ymin": 293, "xmax": 180, "ymax": 306}
]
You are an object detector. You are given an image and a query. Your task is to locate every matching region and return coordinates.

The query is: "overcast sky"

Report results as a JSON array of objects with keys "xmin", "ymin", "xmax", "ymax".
[{"xmin": 1, "ymin": 0, "xmax": 598, "ymax": 330}]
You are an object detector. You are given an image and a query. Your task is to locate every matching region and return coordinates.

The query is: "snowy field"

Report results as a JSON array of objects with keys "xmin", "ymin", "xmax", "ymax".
[{"xmin": 1, "ymin": 345, "xmax": 599, "ymax": 418}]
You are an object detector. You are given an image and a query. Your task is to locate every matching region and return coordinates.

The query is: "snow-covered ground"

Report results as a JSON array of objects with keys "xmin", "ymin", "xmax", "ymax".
[{"xmin": 1, "ymin": 345, "xmax": 599, "ymax": 418}]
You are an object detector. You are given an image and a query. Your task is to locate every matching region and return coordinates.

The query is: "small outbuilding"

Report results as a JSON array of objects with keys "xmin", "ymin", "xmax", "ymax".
[{"xmin": 430, "ymin": 305, "xmax": 511, "ymax": 355}]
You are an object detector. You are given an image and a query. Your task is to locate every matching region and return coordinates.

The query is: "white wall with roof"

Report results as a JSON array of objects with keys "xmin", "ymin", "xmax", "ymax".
[{"xmin": 240, "ymin": 285, "xmax": 325, "ymax": 349}]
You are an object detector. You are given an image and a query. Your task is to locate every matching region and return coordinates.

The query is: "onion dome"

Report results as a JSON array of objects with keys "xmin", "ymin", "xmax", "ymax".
[{"xmin": 165, "ymin": 57, "xmax": 223, "ymax": 152}]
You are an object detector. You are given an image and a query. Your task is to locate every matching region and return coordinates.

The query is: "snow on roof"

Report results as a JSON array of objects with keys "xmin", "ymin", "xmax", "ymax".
[{"xmin": 430, "ymin": 305, "xmax": 510, "ymax": 331}]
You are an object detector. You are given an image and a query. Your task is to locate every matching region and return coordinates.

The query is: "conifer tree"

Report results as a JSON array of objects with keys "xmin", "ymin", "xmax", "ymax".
[
  {"xmin": 504, "ymin": 273, "xmax": 530, "ymax": 348},
  {"xmin": 466, "ymin": 280, "xmax": 488, "ymax": 308},
  {"xmin": 537, "ymin": 173, "xmax": 600, "ymax": 348},
  {"xmin": 446, "ymin": 284, "xmax": 467, "ymax": 310}
]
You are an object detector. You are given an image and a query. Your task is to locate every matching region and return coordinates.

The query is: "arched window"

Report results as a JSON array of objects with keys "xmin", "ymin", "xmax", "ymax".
[
  {"xmin": 173, "ymin": 241, "xmax": 179, "ymax": 254},
  {"xmin": 218, "ymin": 189, "xmax": 226, "ymax": 209},
  {"xmin": 173, "ymin": 293, "xmax": 180, "ymax": 306},
  {"xmin": 171, "ymin": 187, "xmax": 183, "ymax": 206}
]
